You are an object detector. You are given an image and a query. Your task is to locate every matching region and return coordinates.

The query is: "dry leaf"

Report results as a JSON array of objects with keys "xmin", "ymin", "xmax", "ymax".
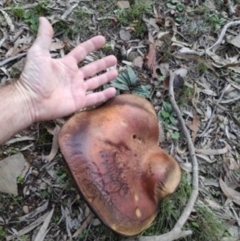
[
  {"xmin": 34, "ymin": 207, "xmax": 54, "ymax": 241},
  {"xmin": 219, "ymin": 178, "xmax": 240, "ymax": 205},
  {"xmin": 133, "ymin": 56, "xmax": 143, "ymax": 68},
  {"xmin": 187, "ymin": 112, "xmax": 200, "ymax": 140},
  {"xmin": 229, "ymin": 34, "xmax": 240, "ymax": 48},
  {"xmin": 6, "ymin": 212, "xmax": 50, "ymax": 240},
  {"xmin": 195, "ymin": 142, "xmax": 229, "ymax": 156},
  {"xmin": 146, "ymin": 32, "xmax": 158, "ymax": 79},
  {"xmin": 45, "ymin": 125, "xmax": 60, "ymax": 162},
  {"xmin": 50, "ymin": 42, "xmax": 65, "ymax": 51},
  {"xmin": 0, "ymin": 153, "xmax": 26, "ymax": 195},
  {"xmin": 158, "ymin": 63, "xmax": 169, "ymax": 76},
  {"xmin": 117, "ymin": 1, "xmax": 130, "ymax": 9},
  {"xmin": 119, "ymin": 29, "xmax": 131, "ymax": 41}
]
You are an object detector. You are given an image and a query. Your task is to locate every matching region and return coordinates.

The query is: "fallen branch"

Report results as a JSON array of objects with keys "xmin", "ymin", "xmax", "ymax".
[
  {"xmin": 0, "ymin": 53, "xmax": 26, "ymax": 67},
  {"xmin": 122, "ymin": 71, "xmax": 199, "ymax": 241},
  {"xmin": 207, "ymin": 20, "xmax": 240, "ymax": 52},
  {"xmin": 168, "ymin": 71, "xmax": 199, "ymax": 231}
]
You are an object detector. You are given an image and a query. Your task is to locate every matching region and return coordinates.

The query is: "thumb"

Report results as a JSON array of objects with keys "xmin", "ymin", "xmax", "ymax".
[{"xmin": 34, "ymin": 17, "xmax": 53, "ymax": 51}]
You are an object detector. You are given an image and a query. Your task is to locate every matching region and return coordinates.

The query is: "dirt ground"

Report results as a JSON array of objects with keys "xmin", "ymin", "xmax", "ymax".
[{"xmin": 0, "ymin": 0, "xmax": 240, "ymax": 240}]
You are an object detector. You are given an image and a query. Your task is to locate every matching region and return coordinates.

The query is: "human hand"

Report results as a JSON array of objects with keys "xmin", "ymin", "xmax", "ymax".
[{"xmin": 15, "ymin": 17, "xmax": 117, "ymax": 123}]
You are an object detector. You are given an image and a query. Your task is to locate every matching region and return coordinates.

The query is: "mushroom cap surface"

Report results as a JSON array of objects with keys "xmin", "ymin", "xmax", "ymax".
[{"xmin": 58, "ymin": 94, "xmax": 181, "ymax": 236}]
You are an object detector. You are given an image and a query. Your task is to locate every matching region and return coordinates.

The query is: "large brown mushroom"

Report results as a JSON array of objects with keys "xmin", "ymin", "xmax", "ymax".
[{"xmin": 58, "ymin": 94, "xmax": 181, "ymax": 236}]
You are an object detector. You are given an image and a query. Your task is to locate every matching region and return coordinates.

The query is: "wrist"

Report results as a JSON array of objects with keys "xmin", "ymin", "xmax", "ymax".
[{"xmin": 13, "ymin": 80, "xmax": 35, "ymax": 125}]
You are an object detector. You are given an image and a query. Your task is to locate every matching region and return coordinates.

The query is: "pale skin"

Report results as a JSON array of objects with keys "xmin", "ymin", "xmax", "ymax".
[{"xmin": 0, "ymin": 17, "xmax": 117, "ymax": 144}]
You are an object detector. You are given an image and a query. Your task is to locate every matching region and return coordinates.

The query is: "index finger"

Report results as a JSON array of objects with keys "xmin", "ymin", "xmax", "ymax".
[{"xmin": 65, "ymin": 36, "xmax": 106, "ymax": 63}]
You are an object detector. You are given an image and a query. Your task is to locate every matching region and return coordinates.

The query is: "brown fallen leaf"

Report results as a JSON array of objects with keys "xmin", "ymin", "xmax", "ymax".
[
  {"xmin": 187, "ymin": 112, "xmax": 200, "ymax": 140},
  {"xmin": 219, "ymin": 177, "xmax": 240, "ymax": 205},
  {"xmin": 146, "ymin": 32, "xmax": 158, "ymax": 79},
  {"xmin": 164, "ymin": 68, "xmax": 187, "ymax": 90}
]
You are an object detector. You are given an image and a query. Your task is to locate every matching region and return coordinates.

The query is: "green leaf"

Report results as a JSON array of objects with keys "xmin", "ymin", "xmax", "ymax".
[
  {"xmin": 169, "ymin": 116, "xmax": 177, "ymax": 125},
  {"xmin": 163, "ymin": 101, "xmax": 172, "ymax": 113},
  {"xmin": 166, "ymin": 3, "xmax": 176, "ymax": 9},
  {"xmin": 132, "ymin": 85, "xmax": 151, "ymax": 98},
  {"xmin": 110, "ymin": 82, "xmax": 130, "ymax": 90},
  {"xmin": 161, "ymin": 110, "xmax": 170, "ymax": 119},
  {"xmin": 191, "ymin": 222, "xmax": 200, "ymax": 228},
  {"xmin": 171, "ymin": 131, "xmax": 180, "ymax": 140},
  {"xmin": 126, "ymin": 66, "xmax": 138, "ymax": 86},
  {"xmin": 176, "ymin": 3, "xmax": 185, "ymax": 12}
]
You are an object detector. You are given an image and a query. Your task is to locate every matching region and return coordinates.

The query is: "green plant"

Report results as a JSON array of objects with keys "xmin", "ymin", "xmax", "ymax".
[
  {"xmin": 20, "ymin": 235, "xmax": 29, "ymax": 241},
  {"xmin": 55, "ymin": 166, "xmax": 68, "ymax": 184},
  {"xmin": 160, "ymin": 101, "xmax": 177, "ymax": 126},
  {"xmin": 208, "ymin": 14, "xmax": 226, "ymax": 31},
  {"xmin": 179, "ymin": 85, "xmax": 194, "ymax": 107},
  {"xmin": 159, "ymin": 101, "xmax": 180, "ymax": 140},
  {"xmin": 41, "ymin": 189, "xmax": 51, "ymax": 199},
  {"xmin": 116, "ymin": 2, "xmax": 152, "ymax": 36},
  {"xmin": 0, "ymin": 226, "xmax": 6, "ymax": 239},
  {"xmin": 109, "ymin": 66, "xmax": 151, "ymax": 98},
  {"xmin": 190, "ymin": 205, "xmax": 226, "ymax": 241},
  {"xmin": 197, "ymin": 61, "xmax": 208, "ymax": 74},
  {"xmin": 11, "ymin": 1, "xmax": 50, "ymax": 33},
  {"xmin": 167, "ymin": 0, "xmax": 185, "ymax": 12},
  {"xmin": 17, "ymin": 175, "xmax": 24, "ymax": 185}
]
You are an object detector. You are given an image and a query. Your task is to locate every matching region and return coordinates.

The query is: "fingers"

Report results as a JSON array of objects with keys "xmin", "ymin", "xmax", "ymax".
[
  {"xmin": 66, "ymin": 36, "xmax": 106, "ymax": 63},
  {"xmin": 85, "ymin": 69, "xmax": 118, "ymax": 91},
  {"xmin": 85, "ymin": 88, "xmax": 116, "ymax": 107},
  {"xmin": 34, "ymin": 17, "xmax": 54, "ymax": 51},
  {"xmin": 81, "ymin": 55, "xmax": 117, "ymax": 79}
]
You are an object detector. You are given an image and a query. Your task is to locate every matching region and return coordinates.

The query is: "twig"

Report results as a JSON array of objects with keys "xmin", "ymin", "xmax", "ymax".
[
  {"xmin": 207, "ymin": 20, "xmax": 240, "ymax": 52},
  {"xmin": 169, "ymin": 71, "xmax": 199, "ymax": 230},
  {"xmin": 0, "ymin": 53, "xmax": 26, "ymax": 67}
]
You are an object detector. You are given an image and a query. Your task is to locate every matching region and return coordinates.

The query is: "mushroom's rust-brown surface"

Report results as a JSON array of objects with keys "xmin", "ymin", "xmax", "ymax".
[{"xmin": 58, "ymin": 94, "xmax": 181, "ymax": 236}]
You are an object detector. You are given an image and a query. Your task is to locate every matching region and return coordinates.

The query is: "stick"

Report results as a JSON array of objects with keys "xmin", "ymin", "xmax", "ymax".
[
  {"xmin": 169, "ymin": 71, "xmax": 199, "ymax": 229},
  {"xmin": 0, "ymin": 53, "xmax": 26, "ymax": 67},
  {"xmin": 207, "ymin": 20, "xmax": 240, "ymax": 52}
]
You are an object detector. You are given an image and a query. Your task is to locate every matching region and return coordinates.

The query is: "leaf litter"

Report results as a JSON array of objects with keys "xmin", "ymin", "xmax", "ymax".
[{"xmin": 1, "ymin": 0, "xmax": 240, "ymax": 240}]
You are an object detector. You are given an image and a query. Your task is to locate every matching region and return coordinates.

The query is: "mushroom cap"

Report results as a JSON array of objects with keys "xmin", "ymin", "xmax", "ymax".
[{"xmin": 58, "ymin": 94, "xmax": 181, "ymax": 236}]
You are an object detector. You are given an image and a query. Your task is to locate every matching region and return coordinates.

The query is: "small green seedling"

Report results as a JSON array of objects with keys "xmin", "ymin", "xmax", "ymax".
[
  {"xmin": 160, "ymin": 101, "xmax": 177, "ymax": 126},
  {"xmin": 208, "ymin": 14, "xmax": 226, "ymax": 31},
  {"xmin": 109, "ymin": 66, "xmax": 151, "ymax": 98}
]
